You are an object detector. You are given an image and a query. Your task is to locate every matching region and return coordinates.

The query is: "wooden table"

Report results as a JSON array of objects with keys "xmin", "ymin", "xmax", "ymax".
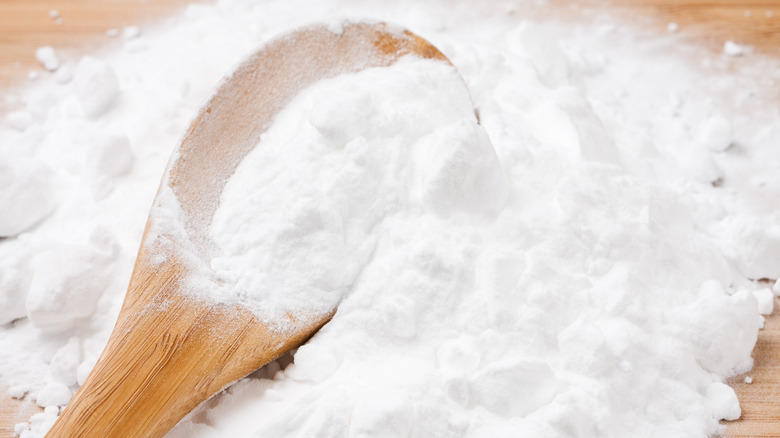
[{"xmin": 1, "ymin": 1, "xmax": 778, "ymax": 437}]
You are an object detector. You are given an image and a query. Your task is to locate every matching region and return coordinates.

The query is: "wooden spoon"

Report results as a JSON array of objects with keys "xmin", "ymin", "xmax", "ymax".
[{"xmin": 45, "ymin": 21, "xmax": 450, "ymax": 438}]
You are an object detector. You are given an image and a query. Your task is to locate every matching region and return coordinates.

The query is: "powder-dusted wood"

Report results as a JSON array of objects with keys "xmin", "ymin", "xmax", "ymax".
[
  {"xmin": 44, "ymin": 22, "xmax": 449, "ymax": 438},
  {"xmin": 0, "ymin": 384, "xmax": 39, "ymax": 438}
]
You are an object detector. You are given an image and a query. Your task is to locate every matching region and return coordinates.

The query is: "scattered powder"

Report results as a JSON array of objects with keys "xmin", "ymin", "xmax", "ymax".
[
  {"xmin": 34, "ymin": 47, "xmax": 59, "ymax": 72},
  {"xmin": 8, "ymin": 385, "xmax": 28, "ymax": 399},
  {"xmin": 123, "ymin": 26, "xmax": 141, "ymax": 40},
  {"xmin": 724, "ymin": 40, "xmax": 750, "ymax": 57},
  {"xmin": 667, "ymin": 22, "xmax": 678, "ymax": 32},
  {"xmin": 2, "ymin": 1, "xmax": 780, "ymax": 437}
]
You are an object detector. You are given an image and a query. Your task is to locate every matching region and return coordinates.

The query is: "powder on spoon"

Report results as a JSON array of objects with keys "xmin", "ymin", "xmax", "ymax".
[{"xmin": 199, "ymin": 56, "xmax": 499, "ymax": 329}]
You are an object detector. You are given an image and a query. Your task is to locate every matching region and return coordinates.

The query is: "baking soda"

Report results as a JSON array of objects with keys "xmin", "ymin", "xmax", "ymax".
[
  {"xmin": 203, "ymin": 56, "xmax": 487, "ymax": 328},
  {"xmin": 2, "ymin": 1, "xmax": 780, "ymax": 437},
  {"xmin": 34, "ymin": 47, "xmax": 59, "ymax": 72}
]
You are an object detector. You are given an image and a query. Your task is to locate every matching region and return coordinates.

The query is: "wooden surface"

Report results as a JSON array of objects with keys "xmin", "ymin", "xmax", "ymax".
[
  {"xmin": 1, "ymin": 1, "xmax": 779, "ymax": 437},
  {"xmin": 577, "ymin": 0, "xmax": 780, "ymax": 53},
  {"xmin": 4, "ymin": 0, "xmax": 776, "ymax": 89},
  {"xmin": 0, "ymin": 387, "xmax": 39, "ymax": 437},
  {"xmin": 0, "ymin": 0, "xmax": 205, "ymax": 90}
]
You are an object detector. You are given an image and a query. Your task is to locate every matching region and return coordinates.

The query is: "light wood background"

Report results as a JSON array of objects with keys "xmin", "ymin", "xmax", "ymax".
[
  {"xmin": 1, "ymin": 1, "xmax": 778, "ymax": 437},
  {"xmin": 0, "ymin": 0, "xmax": 205, "ymax": 88}
]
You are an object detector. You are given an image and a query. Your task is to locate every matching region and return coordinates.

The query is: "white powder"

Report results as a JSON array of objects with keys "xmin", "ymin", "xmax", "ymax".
[
  {"xmin": 72, "ymin": 56, "xmax": 120, "ymax": 118},
  {"xmin": 0, "ymin": 158, "xmax": 55, "ymax": 239},
  {"xmin": 724, "ymin": 40, "xmax": 750, "ymax": 56},
  {"xmin": 752, "ymin": 288, "xmax": 775, "ymax": 315},
  {"xmin": 122, "ymin": 26, "xmax": 141, "ymax": 40},
  {"xmin": 2, "ymin": 1, "xmax": 780, "ymax": 437},
  {"xmin": 34, "ymin": 47, "xmax": 59, "ymax": 72},
  {"xmin": 205, "ymin": 57, "xmax": 488, "ymax": 327}
]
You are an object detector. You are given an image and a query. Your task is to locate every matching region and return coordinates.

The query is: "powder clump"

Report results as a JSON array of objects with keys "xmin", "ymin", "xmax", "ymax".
[{"xmin": 0, "ymin": 157, "xmax": 55, "ymax": 238}]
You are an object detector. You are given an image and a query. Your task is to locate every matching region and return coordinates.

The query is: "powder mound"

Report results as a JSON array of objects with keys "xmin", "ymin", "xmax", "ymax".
[
  {"xmin": 0, "ymin": 157, "xmax": 55, "ymax": 237},
  {"xmin": 1, "ymin": 4, "xmax": 777, "ymax": 438},
  {"xmin": 204, "ymin": 57, "xmax": 483, "ymax": 328}
]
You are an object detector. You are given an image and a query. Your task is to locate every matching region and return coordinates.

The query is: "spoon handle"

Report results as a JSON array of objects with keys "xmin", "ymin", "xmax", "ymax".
[{"xmin": 46, "ymin": 255, "xmax": 328, "ymax": 438}]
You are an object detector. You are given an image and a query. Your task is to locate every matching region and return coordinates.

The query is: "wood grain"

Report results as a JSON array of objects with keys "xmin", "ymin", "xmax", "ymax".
[
  {"xmin": 46, "ymin": 252, "xmax": 333, "ymax": 437},
  {"xmin": 0, "ymin": 385, "xmax": 39, "ymax": 438},
  {"xmin": 574, "ymin": 0, "xmax": 780, "ymax": 53},
  {"xmin": 1, "ymin": 1, "xmax": 779, "ymax": 437}
]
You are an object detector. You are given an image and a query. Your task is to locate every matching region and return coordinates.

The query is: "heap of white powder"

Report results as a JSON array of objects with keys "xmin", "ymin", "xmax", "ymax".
[
  {"xmin": 201, "ymin": 55, "xmax": 498, "ymax": 327},
  {"xmin": 2, "ymin": 1, "xmax": 780, "ymax": 437}
]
